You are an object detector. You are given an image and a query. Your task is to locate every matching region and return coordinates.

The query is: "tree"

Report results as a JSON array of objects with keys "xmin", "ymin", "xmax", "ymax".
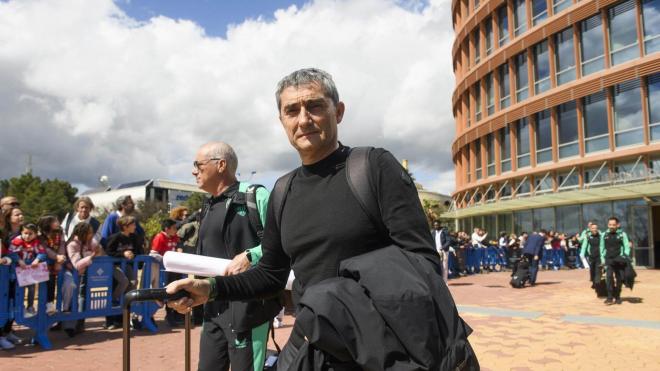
[
  {"xmin": 182, "ymin": 192, "xmax": 206, "ymax": 213},
  {"xmin": 422, "ymin": 199, "xmax": 451, "ymax": 228},
  {"xmin": 0, "ymin": 174, "xmax": 77, "ymax": 222}
]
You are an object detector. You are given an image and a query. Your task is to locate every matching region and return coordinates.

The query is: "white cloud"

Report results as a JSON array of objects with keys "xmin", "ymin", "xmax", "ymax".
[{"xmin": 0, "ymin": 0, "xmax": 456, "ymax": 193}]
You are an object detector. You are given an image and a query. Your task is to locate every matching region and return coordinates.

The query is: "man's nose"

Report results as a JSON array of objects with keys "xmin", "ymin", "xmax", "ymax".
[{"xmin": 297, "ymin": 107, "xmax": 313, "ymax": 126}]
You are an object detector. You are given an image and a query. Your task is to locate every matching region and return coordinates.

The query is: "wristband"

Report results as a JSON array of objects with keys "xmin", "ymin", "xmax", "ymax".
[{"xmin": 206, "ymin": 277, "xmax": 217, "ymax": 301}]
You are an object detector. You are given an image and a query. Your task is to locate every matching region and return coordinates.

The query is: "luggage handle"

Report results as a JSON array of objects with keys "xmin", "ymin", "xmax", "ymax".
[
  {"xmin": 123, "ymin": 288, "xmax": 189, "ymax": 307},
  {"xmin": 123, "ymin": 289, "xmax": 191, "ymax": 371}
]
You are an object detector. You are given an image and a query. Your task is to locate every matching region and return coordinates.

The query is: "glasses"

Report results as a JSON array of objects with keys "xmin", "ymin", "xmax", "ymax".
[{"xmin": 193, "ymin": 158, "xmax": 221, "ymax": 170}]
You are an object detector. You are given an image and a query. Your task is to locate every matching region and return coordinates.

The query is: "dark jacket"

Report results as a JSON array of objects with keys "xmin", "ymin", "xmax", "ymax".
[
  {"xmin": 198, "ymin": 182, "xmax": 281, "ymax": 332},
  {"xmin": 280, "ymin": 246, "xmax": 479, "ymax": 371},
  {"xmin": 522, "ymin": 233, "xmax": 544, "ymax": 257}
]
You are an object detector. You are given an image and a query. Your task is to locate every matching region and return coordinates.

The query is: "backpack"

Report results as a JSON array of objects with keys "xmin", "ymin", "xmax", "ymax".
[
  {"xmin": 199, "ymin": 184, "xmax": 265, "ymax": 238},
  {"xmin": 270, "ymin": 147, "xmax": 387, "ymax": 236}
]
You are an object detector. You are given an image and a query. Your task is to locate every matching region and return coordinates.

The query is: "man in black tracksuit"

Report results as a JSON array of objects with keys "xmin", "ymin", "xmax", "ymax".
[
  {"xmin": 600, "ymin": 216, "xmax": 631, "ymax": 305},
  {"xmin": 166, "ymin": 69, "xmax": 473, "ymax": 369},
  {"xmin": 580, "ymin": 223, "xmax": 601, "ymax": 287},
  {"xmin": 192, "ymin": 142, "xmax": 280, "ymax": 371}
]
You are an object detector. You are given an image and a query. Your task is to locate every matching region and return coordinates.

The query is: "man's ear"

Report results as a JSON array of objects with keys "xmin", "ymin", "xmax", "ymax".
[
  {"xmin": 217, "ymin": 159, "xmax": 227, "ymax": 174},
  {"xmin": 335, "ymin": 101, "xmax": 345, "ymax": 124}
]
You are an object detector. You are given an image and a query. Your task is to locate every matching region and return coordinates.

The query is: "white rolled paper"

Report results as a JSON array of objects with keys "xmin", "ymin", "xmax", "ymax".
[{"xmin": 163, "ymin": 251, "xmax": 232, "ymax": 277}]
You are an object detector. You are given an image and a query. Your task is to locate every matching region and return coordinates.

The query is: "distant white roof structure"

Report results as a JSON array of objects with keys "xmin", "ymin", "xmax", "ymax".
[{"xmin": 82, "ymin": 179, "xmax": 202, "ymax": 214}]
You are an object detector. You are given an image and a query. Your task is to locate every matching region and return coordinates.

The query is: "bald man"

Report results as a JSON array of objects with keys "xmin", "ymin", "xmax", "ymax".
[{"xmin": 192, "ymin": 141, "xmax": 280, "ymax": 371}]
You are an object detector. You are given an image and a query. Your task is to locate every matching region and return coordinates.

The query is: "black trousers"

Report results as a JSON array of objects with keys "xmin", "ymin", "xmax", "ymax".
[
  {"xmin": 587, "ymin": 256, "xmax": 600, "ymax": 284},
  {"xmin": 198, "ymin": 319, "xmax": 267, "ymax": 371},
  {"xmin": 606, "ymin": 261, "xmax": 625, "ymax": 300}
]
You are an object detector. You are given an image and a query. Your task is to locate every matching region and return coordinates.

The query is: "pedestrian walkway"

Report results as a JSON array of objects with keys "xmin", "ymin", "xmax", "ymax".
[
  {"xmin": 1, "ymin": 269, "xmax": 659, "ymax": 370},
  {"xmin": 450, "ymin": 268, "xmax": 660, "ymax": 371}
]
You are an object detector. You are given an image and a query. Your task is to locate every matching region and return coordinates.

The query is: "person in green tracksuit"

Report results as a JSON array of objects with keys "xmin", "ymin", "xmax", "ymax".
[
  {"xmin": 579, "ymin": 222, "xmax": 601, "ymax": 287},
  {"xmin": 599, "ymin": 216, "xmax": 631, "ymax": 305},
  {"xmin": 193, "ymin": 141, "xmax": 281, "ymax": 371}
]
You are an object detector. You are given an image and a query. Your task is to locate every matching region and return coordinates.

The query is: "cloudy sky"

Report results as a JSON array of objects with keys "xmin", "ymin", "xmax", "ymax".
[{"xmin": 0, "ymin": 0, "xmax": 456, "ymax": 194}]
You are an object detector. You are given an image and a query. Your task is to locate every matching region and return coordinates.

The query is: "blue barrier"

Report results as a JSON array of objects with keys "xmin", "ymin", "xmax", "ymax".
[
  {"xmin": 6, "ymin": 255, "xmax": 166, "ymax": 349},
  {"xmin": 0, "ymin": 265, "xmax": 10, "ymax": 330}
]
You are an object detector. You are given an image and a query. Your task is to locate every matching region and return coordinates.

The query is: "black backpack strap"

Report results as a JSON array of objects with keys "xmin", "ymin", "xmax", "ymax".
[
  {"xmin": 346, "ymin": 147, "xmax": 388, "ymax": 238},
  {"xmin": 195, "ymin": 196, "xmax": 211, "ymax": 255},
  {"xmin": 245, "ymin": 184, "xmax": 265, "ymax": 241},
  {"xmin": 271, "ymin": 170, "xmax": 297, "ymax": 232}
]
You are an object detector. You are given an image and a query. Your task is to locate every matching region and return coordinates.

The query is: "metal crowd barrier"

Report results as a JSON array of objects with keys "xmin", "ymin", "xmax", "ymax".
[{"xmin": 1, "ymin": 255, "xmax": 165, "ymax": 350}]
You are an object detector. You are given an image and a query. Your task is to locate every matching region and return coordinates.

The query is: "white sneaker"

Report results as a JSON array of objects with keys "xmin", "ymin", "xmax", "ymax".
[
  {"xmin": 0, "ymin": 337, "xmax": 15, "ymax": 350},
  {"xmin": 24, "ymin": 307, "xmax": 36, "ymax": 318},
  {"xmin": 6, "ymin": 332, "xmax": 22, "ymax": 344},
  {"xmin": 46, "ymin": 302, "xmax": 57, "ymax": 315}
]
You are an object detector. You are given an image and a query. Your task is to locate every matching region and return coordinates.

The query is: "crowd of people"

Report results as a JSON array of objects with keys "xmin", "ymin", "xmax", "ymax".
[
  {"xmin": 432, "ymin": 216, "xmax": 634, "ymax": 305},
  {"xmin": 432, "ymin": 223, "xmax": 586, "ymax": 279},
  {"xmin": 0, "ymin": 194, "xmax": 200, "ymax": 350}
]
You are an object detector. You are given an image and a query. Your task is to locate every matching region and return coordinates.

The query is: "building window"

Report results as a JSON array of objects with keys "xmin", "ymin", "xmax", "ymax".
[
  {"xmin": 582, "ymin": 91, "xmax": 609, "ymax": 153},
  {"xmin": 532, "ymin": 0, "xmax": 548, "ymax": 26},
  {"xmin": 474, "ymin": 81, "xmax": 482, "ymax": 122},
  {"xmin": 475, "ymin": 140, "xmax": 482, "ymax": 180},
  {"xmin": 553, "ymin": 0, "xmax": 572, "ymax": 14},
  {"xmin": 648, "ymin": 74, "xmax": 660, "ymax": 141},
  {"xmin": 514, "ymin": 0, "xmax": 527, "ymax": 36},
  {"xmin": 515, "ymin": 52, "xmax": 529, "ymax": 101},
  {"xmin": 535, "ymin": 110, "xmax": 553, "ymax": 164},
  {"xmin": 485, "ymin": 73, "xmax": 495, "ymax": 116},
  {"xmin": 475, "ymin": 0, "xmax": 480, "ymax": 9},
  {"xmin": 500, "ymin": 126, "xmax": 512, "ymax": 172},
  {"xmin": 474, "ymin": 29, "xmax": 481, "ymax": 64},
  {"xmin": 556, "ymin": 205, "xmax": 581, "ymax": 236},
  {"xmin": 516, "ymin": 178, "xmax": 532, "ymax": 196},
  {"xmin": 642, "ymin": 0, "xmax": 660, "ymax": 54},
  {"xmin": 515, "ymin": 209, "xmax": 533, "ymax": 232},
  {"xmin": 466, "ymin": 149, "xmax": 472, "ymax": 182},
  {"xmin": 498, "ymin": 6, "xmax": 510, "ymax": 46},
  {"xmin": 650, "ymin": 155, "xmax": 660, "ymax": 178},
  {"xmin": 485, "ymin": 17, "xmax": 494, "ymax": 56},
  {"xmin": 500, "ymin": 183, "xmax": 513, "ymax": 199},
  {"xmin": 465, "ymin": 94, "xmax": 471, "ymax": 128},
  {"xmin": 613, "ymin": 79, "xmax": 644, "ymax": 147},
  {"xmin": 499, "ymin": 63, "xmax": 511, "ymax": 108},
  {"xmin": 534, "ymin": 40, "xmax": 551, "ymax": 94},
  {"xmin": 533, "ymin": 208, "xmax": 556, "ymax": 231},
  {"xmin": 534, "ymin": 174, "xmax": 553, "ymax": 194},
  {"xmin": 557, "ymin": 169, "xmax": 579, "ymax": 189},
  {"xmin": 486, "ymin": 133, "xmax": 496, "ymax": 176},
  {"xmin": 557, "ymin": 101, "xmax": 579, "ymax": 158},
  {"xmin": 517, "ymin": 118, "xmax": 531, "ymax": 168},
  {"xmin": 464, "ymin": 39, "xmax": 470, "ymax": 71},
  {"xmin": 555, "ymin": 28, "xmax": 576, "ymax": 85},
  {"xmin": 580, "ymin": 15, "xmax": 605, "ymax": 76},
  {"xmin": 614, "ymin": 160, "xmax": 648, "ymax": 182},
  {"xmin": 608, "ymin": 0, "xmax": 640, "ymax": 65},
  {"xmin": 584, "ymin": 165, "xmax": 610, "ymax": 185}
]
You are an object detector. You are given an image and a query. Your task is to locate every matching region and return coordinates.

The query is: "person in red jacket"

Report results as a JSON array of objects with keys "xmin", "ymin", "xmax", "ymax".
[{"xmin": 149, "ymin": 218, "xmax": 182, "ymax": 326}]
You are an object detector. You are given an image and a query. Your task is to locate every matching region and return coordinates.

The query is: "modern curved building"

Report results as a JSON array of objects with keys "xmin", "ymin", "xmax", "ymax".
[{"xmin": 444, "ymin": 0, "xmax": 660, "ymax": 267}]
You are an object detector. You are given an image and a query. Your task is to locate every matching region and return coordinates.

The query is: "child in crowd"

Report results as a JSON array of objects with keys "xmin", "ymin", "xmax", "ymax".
[
  {"xmin": 37, "ymin": 215, "xmax": 67, "ymax": 315},
  {"xmin": 149, "ymin": 218, "xmax": 183, "ymax": 326},
  {"xmin": 63, "ymin": 222, "xmax": 103, "ymax": 337},
  {"xmin": 9, "ymin": 223, "xmax": 47, "ymax": 316},
  {"xmin": 105, "ymin": 215, "xmax": 141, "ymax": 329}
]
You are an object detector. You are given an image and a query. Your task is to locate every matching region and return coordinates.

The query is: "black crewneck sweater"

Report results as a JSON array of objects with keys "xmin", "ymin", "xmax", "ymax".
[{"xmin": 215, "ymin": 145, "xmax": 440, "ymax": 301}]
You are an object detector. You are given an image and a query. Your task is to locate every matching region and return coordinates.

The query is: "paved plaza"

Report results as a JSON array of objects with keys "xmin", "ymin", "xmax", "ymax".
[{"xmin": 1, "ymin": 269, "xmax": 659, "ymax": 370}]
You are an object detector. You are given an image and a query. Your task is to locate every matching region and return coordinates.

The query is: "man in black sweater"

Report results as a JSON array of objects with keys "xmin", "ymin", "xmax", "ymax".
[{"xmin": 167, "ymin": 68, "xmax": 443, "ymax": 363}]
